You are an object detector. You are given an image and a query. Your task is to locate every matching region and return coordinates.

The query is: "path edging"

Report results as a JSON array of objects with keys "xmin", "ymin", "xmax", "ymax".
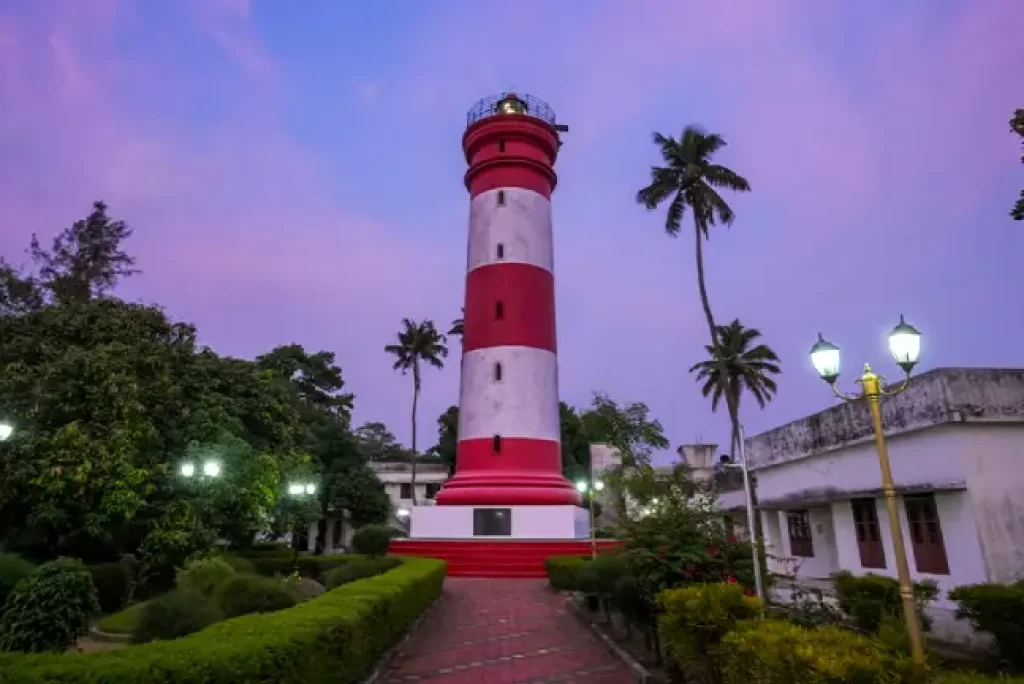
[
  {"xmin": 362, "ymin": 594, "xmax": 442, "ymax": 684},
  {"xmin": 564, "ymin": 595, "xmax": 652, "ymax": 684}
]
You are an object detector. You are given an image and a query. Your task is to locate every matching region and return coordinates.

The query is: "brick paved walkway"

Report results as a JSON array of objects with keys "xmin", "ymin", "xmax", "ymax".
[{"xmin": 381, "ymin": 578, "xmax": 635, "ymax": 683}]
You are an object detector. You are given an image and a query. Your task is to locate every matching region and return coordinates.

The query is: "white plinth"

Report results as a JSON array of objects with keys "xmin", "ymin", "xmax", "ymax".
[{"xmin": 409, "ymin": 505, "xmax": 589, "ymax": 539}]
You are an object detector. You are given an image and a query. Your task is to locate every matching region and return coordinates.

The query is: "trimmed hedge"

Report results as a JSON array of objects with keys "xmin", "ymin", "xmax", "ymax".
[
  {"xmin": 0, "ymin": 556, "xmax": 445, "ymax": 682},
  {"xmin": 0, "ymin": 553, "xmax": 36, "ymax": 614},
  {"xmin": 324, "ymin": 557, "xmax": 401, "ymax": 590},
  {"xmin": 544, "ymin": 555, "xmax": 588, "ymax": 591},
  {"xmin": 96, "ymin": 600, "xmax": 149, "ymax": 635},
  {"xmin": 245, "ymin": 554, "xmax": 353, "ymax": 582},
  {"xmin": 948, "ymin": 582, "xmax": 1024, "ymax": 671}
]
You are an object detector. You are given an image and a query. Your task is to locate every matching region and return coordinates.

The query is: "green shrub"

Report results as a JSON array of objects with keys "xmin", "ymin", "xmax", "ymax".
[
  {"xmin": 221, "ymin": 553, "xmax": 256, "ymax": 574},
  {"xmin": 351, "ymin": 524, "xmax": 393, "ymax": 556},
  {"xmin": 215, "ymin": 574, "xmax": 298, "ymax": 618},
  {"xmin": 0, "ymin": 557, "xmax": 446, "ymax": 683},
  {"xmin": 283, "ymin": 574, "xmax": 326, "ymax": 601},
  {"xmin": 176, "ymin": 557, "xmax": 236, "ymax": 597},
  {"xmin": 246, "ymin": 553, "xmax": 351, "ymax": 581},
  {"xmin": 718, "ymin": 618, "xmax": 926, "ymax": 684},
  {"xmin": 658, "ymin": 582, "xmax": 763, "ymax": 684},
  {"xmin": 613, "ymin": 574, "xmax": 651, "ymax": 627},
  {"xmin": 133, "ymin": 590, "xmax": 224, "ymax": 644},
  {"xmin": 96, "ymin": 600, "xmax": 149, "ymax": 635},
  {"xmin": 0, "ymin": 553, "xmax": 35, "ymax": 614},
  {"xmin": 325, "ymin": 557, "xmax": 401, "ymax": 589},
  {"xmin": 949, "ymin": 581, "xmax": 1024, "ymax": 671},
  {"xmin": 85, "ymin": 561, "xmax": 133, "ymax": 614},
  {"xmin": 544, "ymin": 555, "xmax": 588, "ymax": 591},
  {"xmin": 0, "ymin": 557, "xmax": 100, "ymax": 653},
  {"xmin": 832, "ymin": 570, "xmax": 938, "ymax": 633}
]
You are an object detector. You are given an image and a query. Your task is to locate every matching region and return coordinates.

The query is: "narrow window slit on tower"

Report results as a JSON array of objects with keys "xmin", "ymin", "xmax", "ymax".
[
  {"xmin": 499, "ymin": 139, "xmax": 506, "ymax": 153},
  {"xmin": 493, "ymin": 435, "xmax": 502, "ymax": 453},
  {"xmin": 496, "ymin": 190, "xmax": 505, "ymax": 206},
  {"xmin": 494, "ymin": 362, "xmax": 503, "ymax": 382},
  {"xmin": 495, "ymin": 301, "xmax": 504, "ymax": 320},
  {"xmin": 496, "ymin": 243, "xmax": 505, "ymax": 260}
]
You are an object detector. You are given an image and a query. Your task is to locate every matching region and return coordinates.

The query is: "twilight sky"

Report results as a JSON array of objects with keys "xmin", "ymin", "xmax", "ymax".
[{"xmin": 1, "ymin": 0, "xmax": 1022, "ymax": 464}]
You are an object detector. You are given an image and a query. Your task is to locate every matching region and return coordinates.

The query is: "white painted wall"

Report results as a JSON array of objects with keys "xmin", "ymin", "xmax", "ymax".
[
  {"xmin": 958, "ymin": 423, "xmax": 1024, "ymax": 583},
  {"xmin": 459, "ymin": 346, "xmax": 560, "ymax": 441},
  {"xmin": 468, "ymin": 187, "xmax": 552, "ymax": 274},
  {"xmin": 754, "ymin": 425, "xmax": 969, "ymax": 503},
  {"xmin": 410, "ymin": 505, "xmax": 586, "ymax": 539}
]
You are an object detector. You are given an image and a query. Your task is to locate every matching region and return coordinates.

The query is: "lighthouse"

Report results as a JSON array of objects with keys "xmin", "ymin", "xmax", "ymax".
[
  {"xmin": 434, "ymin": 92, "xmax": 579, "ymax": 510},
  {"xmin": 401, "ymin": 94, "xmax": 595, "ymax": 558}
]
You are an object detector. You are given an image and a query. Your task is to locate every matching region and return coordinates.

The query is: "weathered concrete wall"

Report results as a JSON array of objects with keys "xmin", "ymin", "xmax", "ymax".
[{"xmin": 746, "ymin": 368, "xmax": 1024, "ymax": 469}]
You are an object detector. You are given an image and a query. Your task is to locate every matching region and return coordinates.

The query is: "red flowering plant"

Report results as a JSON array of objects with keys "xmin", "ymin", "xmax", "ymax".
[{"xmin": 611, "ymin": 464, "xmax": 760, "ymax": 611}]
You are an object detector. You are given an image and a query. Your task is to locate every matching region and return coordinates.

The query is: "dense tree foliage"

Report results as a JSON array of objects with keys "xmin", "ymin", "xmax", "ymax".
[{"xmin": 0, "ymin": 202, "xmax": 388, "ymax": 571}]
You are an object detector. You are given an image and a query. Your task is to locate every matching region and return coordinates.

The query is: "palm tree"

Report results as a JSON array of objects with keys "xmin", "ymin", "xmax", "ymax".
[
  {"xmin": 385, "ymin": 319, "xmax": 448, "ymax": 504},
  {"xmin": 448, "ymin": 308, "xmax": 465, "ymax": 339},
  {"xmin": 689, "ymin": 319, "xmax": 781, "ymax": 457},
  {"xmin": 636, "ymin": 126, "xmax": 751, "ymax": 347}
]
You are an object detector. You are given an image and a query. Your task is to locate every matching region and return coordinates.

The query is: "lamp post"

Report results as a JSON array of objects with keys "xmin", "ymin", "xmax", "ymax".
[
  {"xmin": 288, "ymin": 481, "xmax": 317, "ymax": 564},
  {"xmin": 180, "ymin": 459, "xmax": 222, "ymax": 530},
  {"xmin": 0, "ymin": 421, "xmax": 13, "ymax": 442},
  {"xmin": 719, "ymin": 425, "xmax": 764, "ymax": 601},
  {"xmin": 809, "ymin": 314, "xmax": 925, "ymax": 664},
  {"xmin": 575, "ymin": 479, "xmax": 605, "ymax": 558}
]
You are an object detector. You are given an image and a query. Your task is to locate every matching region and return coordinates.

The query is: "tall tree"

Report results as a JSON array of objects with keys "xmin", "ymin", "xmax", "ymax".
[
  {"xmin": 353, "ymin": 422, "xmax": 406, "ymax": 462},
  {"xmin": 636, "ymin": 127, "xmax": 751, "ymax": 459},
  {"xmin": 1011, "ymin": 109, "xmax": 1024, "ymax": 221},
  {"xmin": 431, "ymin": 406, "xmax": 459, "ymax": 476},
  {"xmin": 689, "ymin": 319, "xmax": 781, "ymax": 457},
  {"xmin": 256, "ymin": 344, "xmax": 354, "ymax": 422},
  {"xmin": 28, "ymin": 201, "xmax": 139, "ymax": 305},
  {"xmin": 384, "ymin": 319, "xmax": 448, "ymax": 504},
  {"xmin": 0, "ymin": 259, "xmax": 42, "ymax": 315},
  {"xmin": 580, "ymin": 393, "xmax": 669, "ymax": 469}
]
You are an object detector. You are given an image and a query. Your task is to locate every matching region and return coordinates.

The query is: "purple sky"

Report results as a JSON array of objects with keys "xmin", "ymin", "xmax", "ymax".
[{"xmin": 2, "ymin": 0, "xmax": 1022, "ymax": 464}]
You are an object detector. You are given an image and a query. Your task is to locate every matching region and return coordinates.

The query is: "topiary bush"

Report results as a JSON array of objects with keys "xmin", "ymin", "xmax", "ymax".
[
  {"xmin": 832, "ymin": 571, "xmax": 938, "ymax": 634},
  {"xmin": 324, "ymin": 557, "xmax": 401, "ymax": 589},
  {"xmin": 351, "ymin": 525, "xmax": 393, "ymax": 557},
  {"xmin": 133, "ymin": 590, "xmax": 224, "ymax": 644},
  {"xmin": 949, "ymin": 581, "xmax": 1024, "ymax": 671},
  {"xmin": 544, "ymin": 555, "xmax": 588, "ymax": 591},
  {"xmin": 718, "ymin": 618, "xmax": 926, "ymax": 684},
  {"xmin": 215, "ymin": 574, "xmax": 297, "ymax": 618},
  {"xmin": 282, "ymin": 574, "xmax": 326, "ymax": 602},
  {"xmin": 96, "ymin": 600, "xmax": 149, "ymax": 635},
  {"xmin": 221, "ymin": 554, "xmax": 256, "ymax": 575},
  {"xmin": 0, "ymin": 557, "xmax": 100, "ymax": 653},
  {"xmin": 85, "ymin": 561, "xmax": 133, "ymax": 614},
  {"xmin": 0, "ymin": 553, "xmax": 36, "ymax": 615},
  {"xmin": 176, "ymin": 557, "xmax": 236, "ymax": 597},
  {"xmin": 658, "ymin": 582, "xmax": 764, "ymax": 684}
]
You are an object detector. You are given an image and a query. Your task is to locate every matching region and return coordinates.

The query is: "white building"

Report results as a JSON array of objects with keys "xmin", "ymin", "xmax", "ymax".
[
  {"xmin": 310, "ymin": 460, "xmax": 451, "ymax": 554},
  {"xmin": 718, "ymin": 367, "xmax": 1024, "ymax": 646}
]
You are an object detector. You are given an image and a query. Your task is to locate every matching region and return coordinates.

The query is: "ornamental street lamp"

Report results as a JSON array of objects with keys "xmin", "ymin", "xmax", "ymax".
[
  {"xmin": 180, "ymin": 459, "xmax": 222, "ymax": 531},
  {"xmin": 809, "ymin": 314, "xmax": 925, "ymax": 663},
  {"xmin": 288, "ymin": 481, "xmax": 317, "ymax": 562},
  {"xmin": 0, "ymin": 421, "xmax": 13, "ymax": 442},
  {"xmin": 575, "ymin": 479, "xmax": 605, "ymax": 558}
]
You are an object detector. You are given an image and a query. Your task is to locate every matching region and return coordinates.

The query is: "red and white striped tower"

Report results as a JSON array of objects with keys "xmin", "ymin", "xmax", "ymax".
[{"xmin": 435, "ymin": 93, "xmax": 580, "ymax": 507}]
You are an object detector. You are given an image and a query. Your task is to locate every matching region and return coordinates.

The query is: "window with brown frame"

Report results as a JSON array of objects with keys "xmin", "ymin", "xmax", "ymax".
[
  {"xmin": 904, "ymin": 494, "xmax": 950, "ymax": 575},
  {"xmin": 851, "ymin": 498, "xmax": 886, "ymax": 569},
  {"xmin": 786, "ymin": 510, "xmax": 814, "ymax": 557}
]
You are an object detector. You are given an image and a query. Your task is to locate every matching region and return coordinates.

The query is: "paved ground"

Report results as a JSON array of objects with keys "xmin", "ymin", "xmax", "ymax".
[{"xmin": 381, "ymin": 579, "xmax": 635, "ymax": 683}]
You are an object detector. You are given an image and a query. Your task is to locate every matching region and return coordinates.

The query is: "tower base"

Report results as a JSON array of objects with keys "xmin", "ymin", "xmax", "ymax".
[{"xmin": 390, "ymin": 505, "xmax": 620, "ymax": 577}]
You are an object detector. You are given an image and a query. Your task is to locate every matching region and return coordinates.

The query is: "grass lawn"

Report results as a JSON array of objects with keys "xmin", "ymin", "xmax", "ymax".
[{"xmin": 96, "ymin": 600, "xmax": 149, "ymax": 635}]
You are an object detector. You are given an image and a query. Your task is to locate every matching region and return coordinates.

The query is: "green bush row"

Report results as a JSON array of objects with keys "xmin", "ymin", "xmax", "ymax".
[
  {"xmin": 0, "ymin": 556, "xmax": 446, "ymax": 683},
  {"xmin": 544, "ymin": 555, "xmax": 589, "ymax": 591}
]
